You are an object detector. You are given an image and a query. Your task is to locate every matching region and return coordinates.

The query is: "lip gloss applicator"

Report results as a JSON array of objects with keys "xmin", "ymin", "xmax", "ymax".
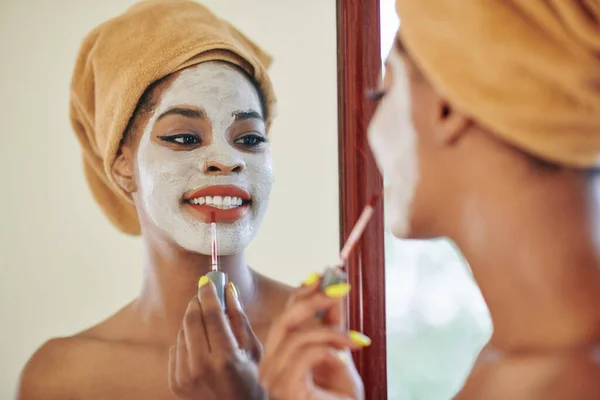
[
  {"xmin": 319, "ymin": 194, "xmax": 380, "ymax": 293},
  {"xmin": 206, "ymin": 211, "xmax": 228, "ymax": 311}
]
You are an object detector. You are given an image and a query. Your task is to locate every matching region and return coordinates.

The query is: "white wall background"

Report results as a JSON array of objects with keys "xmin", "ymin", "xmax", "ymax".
[{"xmin": 0, "ymin": 0, "xmax": 339, "ymax": 397}]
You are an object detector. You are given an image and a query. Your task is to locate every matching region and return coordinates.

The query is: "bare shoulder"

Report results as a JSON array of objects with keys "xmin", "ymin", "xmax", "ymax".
[
  {"xmin": 457, "ymin": 352, "xmax": 600, "ymax": 400},
  {"xmin": 16, "ymin": 336, "xmax": 93, "ymax": 399},
  {"xmin": 17, "ymin": 303, "xmax": 136, "ymax": 399}
]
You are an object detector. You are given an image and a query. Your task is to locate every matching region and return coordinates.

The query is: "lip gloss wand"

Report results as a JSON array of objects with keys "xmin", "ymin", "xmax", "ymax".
[
  {"xmin": 319, "ymin": 194, "xmax": 380, "ymax": 298},
  {"xmin": 205, "ymin": 212, "xmax": 228, "ymax": 311}
]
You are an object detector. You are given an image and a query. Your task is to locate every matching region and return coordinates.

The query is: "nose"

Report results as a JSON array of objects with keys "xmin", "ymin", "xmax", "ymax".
[{"xmin": 204, "ymin": 160, "xmax": 244, "ymax": 175}]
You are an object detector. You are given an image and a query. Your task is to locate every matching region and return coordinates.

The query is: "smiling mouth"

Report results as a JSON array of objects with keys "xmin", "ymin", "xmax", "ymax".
[
  {"xmin": 184, "ymin": 195, "xmax": 250, "ymax": 210},
  {"xmin": 182, "ymin": 185, "xmax": 252, "ymax": 222}
]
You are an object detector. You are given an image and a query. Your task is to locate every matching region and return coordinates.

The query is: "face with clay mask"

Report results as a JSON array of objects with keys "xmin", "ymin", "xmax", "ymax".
[
  {"xmin": 135, "ymin": 62, "xmax": 274, "ymax": 255},
  {"xmin": 368, "ymin": 50, "xmax": 420, "ymax": 238}
]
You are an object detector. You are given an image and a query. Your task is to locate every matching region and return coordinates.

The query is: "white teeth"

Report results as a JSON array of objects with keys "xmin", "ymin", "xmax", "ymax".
[{"xmin": 187, "ymin": 196, "xmax": 246, "ymax": 209}]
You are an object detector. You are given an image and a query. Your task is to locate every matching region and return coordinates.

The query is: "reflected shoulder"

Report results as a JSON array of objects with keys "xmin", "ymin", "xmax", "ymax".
[{"xmin": 16, "ymin": 336, "xmax": 91, "ymax": 400}]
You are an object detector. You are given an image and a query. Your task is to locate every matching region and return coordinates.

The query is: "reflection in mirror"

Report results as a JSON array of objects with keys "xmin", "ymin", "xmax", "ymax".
[
  {"xmin": 1, "ymin": 0, "xmax": 338, "ymax": 397},
  {"xmin": 379, "ymin": 0, "xmax": 493, "ymax": 399}
]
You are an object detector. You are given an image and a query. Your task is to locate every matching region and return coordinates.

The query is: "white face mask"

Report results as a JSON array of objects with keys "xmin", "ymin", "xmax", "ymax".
[
  {"xmin": 136, "ymin": 62, "xmax": 274, "ymax": 255},
  {"xmin": 368, "ymin": 51, "xmax": 420, "ymax": 238}
]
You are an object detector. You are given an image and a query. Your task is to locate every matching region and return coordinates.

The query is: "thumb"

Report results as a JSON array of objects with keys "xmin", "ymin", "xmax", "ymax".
[{"xmin": 226, "ymin": 282, "xmax": 263, "ymax": 362}]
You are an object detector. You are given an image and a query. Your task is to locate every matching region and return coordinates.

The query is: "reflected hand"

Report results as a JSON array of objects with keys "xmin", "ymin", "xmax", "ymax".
[
  {"xmin": 168, "ymin": 278, "xmax": 266, "ymax": 400},
  {"xmin": 259, "ymin": 277, "xmax": 367, "ymax": 400}
]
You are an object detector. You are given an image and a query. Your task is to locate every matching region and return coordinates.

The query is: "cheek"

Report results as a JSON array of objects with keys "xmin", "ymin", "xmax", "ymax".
[
  {"xmin": 246, "ymin": 152, "xmax": 275, "ymax": 194},
  {"xmin": 368, "ymin": 79, "xmax": 421, "ymax": 237},
  {"xmin": 368, "ymin": 103, "xmax": 396, "ymax": 170},
  {"xmin": 246, "ymin": 148, "xmax": 273, "ymax": 171},
  {"xmin": 137, "ymin": 142, "xmax": 196, "ymax": 200},
  {"xmin": 368, "ymin": 99, "xmax": 414, "ymax": 177},
  {"xmin": 407, "ymin": 90, "xmax": 430, "ymax": 142}
]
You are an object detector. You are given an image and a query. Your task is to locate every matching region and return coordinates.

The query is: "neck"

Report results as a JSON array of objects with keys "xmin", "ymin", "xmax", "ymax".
[
  {"xmin": 134, "ymin": 232, "xmax": 256, "ymax": 343},
  {"xmin": 449, "ymin": 167, "xmax": 600, "ymax": 353}
]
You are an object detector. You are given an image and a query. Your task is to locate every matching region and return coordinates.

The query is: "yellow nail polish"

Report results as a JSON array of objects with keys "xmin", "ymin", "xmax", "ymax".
[
  {"xmin": 324, "ymin": 283, "xmax": 351, "ymax": 298},
  {"xmin": 303, "ymin": 272, "xmax": 320, "ymax": 286},
  {"xmin": 228, "ymin": 282, "xmax": 239, "ymax": 299},
  {"xmin": 349, "ymin": 330, "xmax": 372, "ymax": 347},
  {"xmin": 198, "ymin": 276, "xmax": 210, "ymax": 287}
]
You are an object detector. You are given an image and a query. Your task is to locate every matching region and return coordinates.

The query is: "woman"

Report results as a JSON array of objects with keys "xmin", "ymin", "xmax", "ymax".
[
  {"xmin": 16, "ymin": 1, "xmax": 360, "ymax": 399},
  {"xmin": 259, "ymin": 1, "xmax": 600, "ymax": 399}
]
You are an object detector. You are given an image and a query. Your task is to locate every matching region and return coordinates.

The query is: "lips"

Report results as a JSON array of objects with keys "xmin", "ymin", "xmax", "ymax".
[{"xmin": 182, "ymin": 185, "xmax": 251, "ymax": 222}]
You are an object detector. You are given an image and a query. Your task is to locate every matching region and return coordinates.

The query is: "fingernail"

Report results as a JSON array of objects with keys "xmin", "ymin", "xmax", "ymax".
[
  {"xmin": 228, "ymin": 281, "xmax": 239, "ymax": 299},
  {"xmin": 349, "ymin": 330, "xmax": 372, "ymax": 347},
  {"xmin": 324, "ymin": 283, "xmax": 351, "ymax": 298},
  {"xmin": 303, "ymin": 272, "xmax": 320, "ymax": 286},
  {"xmin": 198, "ymin": 275, "xmax": 210, "ymax": 287}
]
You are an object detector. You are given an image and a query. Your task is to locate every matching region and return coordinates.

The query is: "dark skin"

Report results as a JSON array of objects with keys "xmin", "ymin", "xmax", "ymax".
[
  {"xmin": 256, "ymin": 38, "xmax": 600, "ymax": 399},
  {"xmin": 16, "ymin": 66, "xmax": 294, "ymax": 400},
  {"xmin": 394, "ymin": 39, "xmax": 600, "ymax": 398},
  {"xmin": 258, "ymin": 279, "xmax": 365, "ymax": 400}
]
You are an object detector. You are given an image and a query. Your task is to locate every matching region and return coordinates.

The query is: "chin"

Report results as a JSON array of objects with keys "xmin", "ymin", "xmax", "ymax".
[
  {"xmin": 385, "ymin": 188, "xmax": 418, "ymax": 239},
  {"xmin": 186, "ymin": 221, "xmax": 257, "ymax": 256},
  {"xmin": 390, "ymin": 221, "xmax": 412, "ymax": 239},
  {"xmin": 386, "ymin": 204, "xmax": 418, "ymax": 239}
]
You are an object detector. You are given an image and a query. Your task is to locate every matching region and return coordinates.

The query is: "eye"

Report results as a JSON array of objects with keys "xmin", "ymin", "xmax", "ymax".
[
  {"xmin": 158, "ymin": 134, "xmax": 200, "ymax": 145},
  {"xmin": 366, "ymin": 88, "xmax": 386, "ymax": 103},
  {"xmin": 235, "ymin": 134, "xmax": 267, "ymax": 148}
]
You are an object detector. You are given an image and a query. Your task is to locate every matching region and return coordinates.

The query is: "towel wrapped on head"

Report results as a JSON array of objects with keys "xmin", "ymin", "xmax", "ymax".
[
  {"xmin": 395, "ymin": 0, "xmax": 600, "ymax": 168},
  {"xmin": 70, "ymin": 0, "xmax": 276, "ymax": 235}
]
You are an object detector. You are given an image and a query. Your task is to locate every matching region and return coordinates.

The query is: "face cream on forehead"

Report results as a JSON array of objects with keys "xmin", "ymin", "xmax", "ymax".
[{"xmin": 136, "ymin": 62, "xmax": 274, "ymax": 255}]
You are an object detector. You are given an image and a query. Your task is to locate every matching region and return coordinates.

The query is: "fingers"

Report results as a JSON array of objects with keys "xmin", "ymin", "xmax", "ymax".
[
  {"xmin": 225, "ymin": 281, "xmax": 245, "ymax": 347},
  {"xmin": 197, "ymin": 277, "xmax": 239, "ymax": 355},
  {"xmin": 168, "ymin": 332, "xmax": 193, "ymax": 395},
  {"xmin": 226, "ymin": 282, "xmax": 263, "ymax": 363},
  {"xmin": 168, "ymin": 346, "xmax": 177, "ymax": 392},
  {"xmin": 183, "ymin": 296, "xmax": 210, "ymax": 376},
  {"xmin": 264, "ymin": 290, "xmax": 347, "ymax": 362},
  {"xmin": 260, "ymin": 328, "xmax": 362, "ymax": 389},
  {"xmin": 181, "ymin": 277, "xmax": 251, "ymax": 378},
  {"xmin": 176, "ymin": 329, "xmax": 191, "ymax": 385},
  {"xmin": 321, "ymin": 294, "xmax": 345, "ymax": 328},
  {"xmin": 290, "ymin": 272, "xmax": 347, "ymax": 327},
  {"xmin": 288, "ymin": 272, "xmax": 321, "ymax": 302},
  {"xmin": 263, "ymin": 345, "xmax": 339, "ymax": 399}
]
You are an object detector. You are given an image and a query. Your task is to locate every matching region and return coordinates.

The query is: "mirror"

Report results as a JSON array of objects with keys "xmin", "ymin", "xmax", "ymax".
[{"xmin": 0, "ymin": 0, "xmax": 339, "ymax": 397}]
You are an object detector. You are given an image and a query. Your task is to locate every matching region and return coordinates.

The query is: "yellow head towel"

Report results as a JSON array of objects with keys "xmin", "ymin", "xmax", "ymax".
[
  {"xmin": 70, "ymin": 0, "xmax": 276, "ymax": 235},
  {"xmin": 396, "ymin": 0, "xmax": 600, "ymax": 168}
]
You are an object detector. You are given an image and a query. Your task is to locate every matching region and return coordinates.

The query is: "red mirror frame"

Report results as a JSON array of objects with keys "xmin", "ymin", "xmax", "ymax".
[{"xmin": 337, "ymin": 0, "xmax": 387, "ymax": 398}]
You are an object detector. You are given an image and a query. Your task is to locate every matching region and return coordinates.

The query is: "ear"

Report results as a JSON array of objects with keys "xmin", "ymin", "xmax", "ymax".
[
  {"xmin": 112, "ymin": 146, "xmax": 137, "ymax": 194},
  {"xmin": 432, "ymin": 96, "xmax": 472, "ymax": 146}
]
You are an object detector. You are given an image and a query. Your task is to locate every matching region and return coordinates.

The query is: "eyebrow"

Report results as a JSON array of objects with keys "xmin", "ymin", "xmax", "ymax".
[
  {"xmin": 233, "ymin": 110, "xmax": 263, "ymax": 122},
  {"xmin": 156, "ymin": 107, "xmax": 206, "ymax": 121}
]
